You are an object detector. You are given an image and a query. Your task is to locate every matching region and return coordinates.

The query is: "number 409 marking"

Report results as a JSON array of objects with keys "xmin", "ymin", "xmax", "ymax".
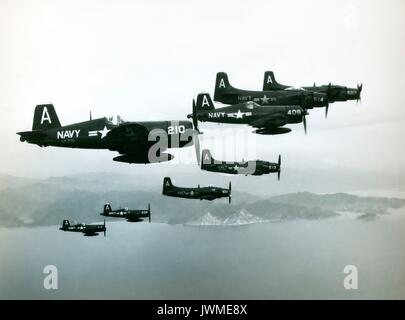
[{"xmin": 287, "ymin": 109, "xmax": 302, "ymax": 116}]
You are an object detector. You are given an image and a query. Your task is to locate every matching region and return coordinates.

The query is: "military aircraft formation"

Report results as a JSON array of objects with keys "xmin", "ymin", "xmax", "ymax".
[
  {"xmin": 189, "ymin": 71, "xmax": 362, "ymax": 134},
  {"xmin": 18, "ymin": 71, "xmax": 361, "ymax": 229},
  {"xmin": 60, "ymin": 203, "xmax": 151, "ymax": 237}
]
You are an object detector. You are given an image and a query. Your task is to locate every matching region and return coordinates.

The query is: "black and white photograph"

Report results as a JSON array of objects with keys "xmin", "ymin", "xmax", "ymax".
[{"xmin": 0, "ymin": 0, "xmax": 404, "ymax": 310}]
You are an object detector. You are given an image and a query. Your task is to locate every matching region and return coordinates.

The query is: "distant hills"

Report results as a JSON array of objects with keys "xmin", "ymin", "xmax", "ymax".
[
  {"xmin": 3, "ymin": 164, "xmax": 405, "ymax": 196},
  {"xmin": 0, "ymin": 173, "xmax": 404, "ymax": 228}
]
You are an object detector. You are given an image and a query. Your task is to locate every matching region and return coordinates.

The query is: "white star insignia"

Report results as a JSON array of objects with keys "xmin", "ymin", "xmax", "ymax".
[
  {"xmin": 260, "ymin": 95, "xmax": 270, "ymax": 104},
  {"xmin": 235, "ymin": 110, "xmax": 244, "ymax": 119},
  {"xmin": 233, "ymin": 165, "xmax": 239, "ymax": 171},
  {"xmin": 98, "ymin": 126, "xmax": 111, "ymax": 139}
]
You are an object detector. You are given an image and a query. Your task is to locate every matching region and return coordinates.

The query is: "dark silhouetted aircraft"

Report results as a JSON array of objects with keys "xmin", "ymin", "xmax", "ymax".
[
  {"xmin": 201, "ymin": 149, "xmax": 281, "ymax": 179},
  {"xmin": 263, "ymin": 71, "xmax": 363, "ymax": 117},
  {"xmin": 18, "ymin": 104, "xmax": 198, "ymax": 164},
  {"xmin": 188, "ymin": 93, "xmax": 308, "ymax": 135},
  {"xmin": 59, "ymin": 219, "xmax": 106, "ymax": 237},
  {"xmin": 100, "ymin": 203, "xmax": 151, "ymax": 222},
  {"xmin": 213, "ymin": 72, "xmax": 328, "ymax": 109},
  {"xmin": 162, "ymin": 177, "xmax": 232, "ymax": 203}
]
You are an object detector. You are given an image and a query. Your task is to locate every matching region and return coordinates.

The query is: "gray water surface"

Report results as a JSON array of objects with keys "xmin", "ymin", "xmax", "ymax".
[{"xmin": 1, "ymin": 213, "xmax": 404, "ymax": 299}]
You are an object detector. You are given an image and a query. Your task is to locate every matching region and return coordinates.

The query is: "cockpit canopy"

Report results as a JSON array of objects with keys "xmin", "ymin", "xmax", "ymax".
[
  {"xmin": 245, "ymin": 101, "xmax": 260, "ymax": 110},
  {"xmin": 106, "ymin": 115, "xmax": 125, "ymax": 125},
  {"xmin": 285, "ymin": 86, "xmax": 306, "ymax": 91}
]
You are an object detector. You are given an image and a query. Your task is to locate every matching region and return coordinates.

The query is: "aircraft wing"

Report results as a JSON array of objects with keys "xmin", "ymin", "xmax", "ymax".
[
  {"xmin": 106, "ymin": 122, "xmax": 152, "ymax": 155},
  {"xmin": 106, "ymin": 122, "xmax": 150, "ymax": 142},
  {"xmin": 249, "ymin": 113, "xmax": 287, "ymax": 129},
  {"xmin": 82, "ymin": 229, "xmax": 98, "ymax": 235},
  {"xmin": 107, "ymin": 122, "xmax": 173, "ymax": 163}
]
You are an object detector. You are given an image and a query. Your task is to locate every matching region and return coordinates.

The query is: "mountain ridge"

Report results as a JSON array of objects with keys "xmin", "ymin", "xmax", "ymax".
[{"xmin": 0, "ymin": 173, "xmax": 404, "ymax": 228}]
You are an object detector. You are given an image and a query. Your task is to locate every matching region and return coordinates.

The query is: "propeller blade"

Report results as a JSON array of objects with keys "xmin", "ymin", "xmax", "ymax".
[
  {"xmin": 192, "ymin": 99, "xmax": 200, "ymax": 133},
  {"xmin": 148, "ymin": 203, "xmax": 151, "ymax": 223},
  {"xmin": 325, "ymin": 103, "xmax": 329, "ymax": 118},
  {"xmin": 357, "ymin": 83, "xmax": 363, "ymax": 103},
  {"xmin": 193, "ymin": 130, "xmax": 201, "ymax": 165},
  {"xmin": 327, "ymin": 82, "xmax": 331, "ymax": 96},
  {"xmin": 277, "ymin": 155, "xmax": 281, "ymax": 181},
  {"xmin": 303, "ymin": 114, "xmax": 307, "ymax": 135},
  {"xmin": 104, "ymin": 219, "xmax": 106, "ymax": 237}
]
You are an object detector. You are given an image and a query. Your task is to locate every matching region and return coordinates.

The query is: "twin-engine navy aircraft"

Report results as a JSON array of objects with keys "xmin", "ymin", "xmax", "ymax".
[
  {"xmin": 263, "ymin": 71, "xmax": 363, "ymax": 117},
  {"xmin": 188, "ymin": 93, "xmax": 307, "ymax": 135},
  {"xmin": 59, "ymin": 219, "xmax": 106, "ymax": 237},
  {"xmin": 18, "ymin": 104, "xmax": 197, "ymax": 163},
  {"xmin": 100, "ymin": 203, "xmax": 151, "ymax": 222},
  {"xmin": 213, "ymin": 72, "xmax": 328, "ymax": 109},
  {"xmin": 201, "ymin": 149, "xmax": 281, "ymax": 179},
  {"xmin": 162, "ymin": 177, "xmax": 232, "ymax": 203}
]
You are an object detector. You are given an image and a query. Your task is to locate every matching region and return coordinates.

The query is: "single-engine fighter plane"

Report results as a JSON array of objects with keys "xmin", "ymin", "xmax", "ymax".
[
  {"xmin": 100, "ymin": 203, "xmax": 151, "ymax": 222},
  {"xmin": 188, "ymin": 93, "xmax": 308, "ymax": 135},
  {"xmin": 201, "ymin": 149, "xmax": 281, "ymax": 179},
  {"xmin": 59, "ymin": 219, "xmax": 106, "ymax": 237},
  {"xmin": 263, "ymin": 71, "xmax": 363, "ymax": 117},
  {"xmin": 162, "ymin": 177, "xmax": 232, "ymax": 203},
  {"xmin": 213, "ymin": 72, "xmax": 328, "ymax": 109},
  {"xmin": 18, "ymin": 104, "xmax": 198, "ymax": 164}
]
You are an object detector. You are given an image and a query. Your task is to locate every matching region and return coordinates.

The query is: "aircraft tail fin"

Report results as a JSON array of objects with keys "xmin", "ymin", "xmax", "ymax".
[
  {"xmin": 103, "ymin": 203, "xmax": 112, "ymax": 214},
  {"xmin": 201, "ymin": 149, "xmax": 214, "ymax": 167},
  {"xmin": 263, "ymin": 71, "xmax": 285, "ymax": 91},
  {"xmin": 196, "ymin": 93, "xmax": 215, "ymax": 111},
  {"xmin": 214, "ymin": 72, "xmax": 232, "ymax": 101},
  {"xmin": 62, "ymin": 220, "xmax": 70, "ymax": 229},
  {"xmin": 162, "ymin": 177, "xmax": 174, "ymax": 194},
  {"xmin": 32, "ymin": 104, "xmax": 61, "ymax": 131}
]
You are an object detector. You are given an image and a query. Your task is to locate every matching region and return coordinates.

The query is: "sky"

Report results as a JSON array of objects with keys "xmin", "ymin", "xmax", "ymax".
[{"xmin": 0, "ymin": 0, "xmax": 404, "ymax": 178}]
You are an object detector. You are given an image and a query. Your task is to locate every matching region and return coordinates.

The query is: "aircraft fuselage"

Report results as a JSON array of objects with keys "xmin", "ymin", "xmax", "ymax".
[
  {"xmin": 195, "ymin": 103, "xmax": 304, "ymax": 125},
  {"xmin": 164, "ymin": 186, "xmax": 230, "ymax": 201}
]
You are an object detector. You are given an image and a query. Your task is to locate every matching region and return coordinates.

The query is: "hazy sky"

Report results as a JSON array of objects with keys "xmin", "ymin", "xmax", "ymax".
[{"xmin": 0, "ymin": 0, "xmax": 404, "ymax": 177}]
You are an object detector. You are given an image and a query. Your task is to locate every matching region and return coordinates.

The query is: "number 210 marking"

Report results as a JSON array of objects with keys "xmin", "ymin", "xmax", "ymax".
[{"xmin": 168, "ymin": 125, "xmax": 185, "ymax": 134}]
